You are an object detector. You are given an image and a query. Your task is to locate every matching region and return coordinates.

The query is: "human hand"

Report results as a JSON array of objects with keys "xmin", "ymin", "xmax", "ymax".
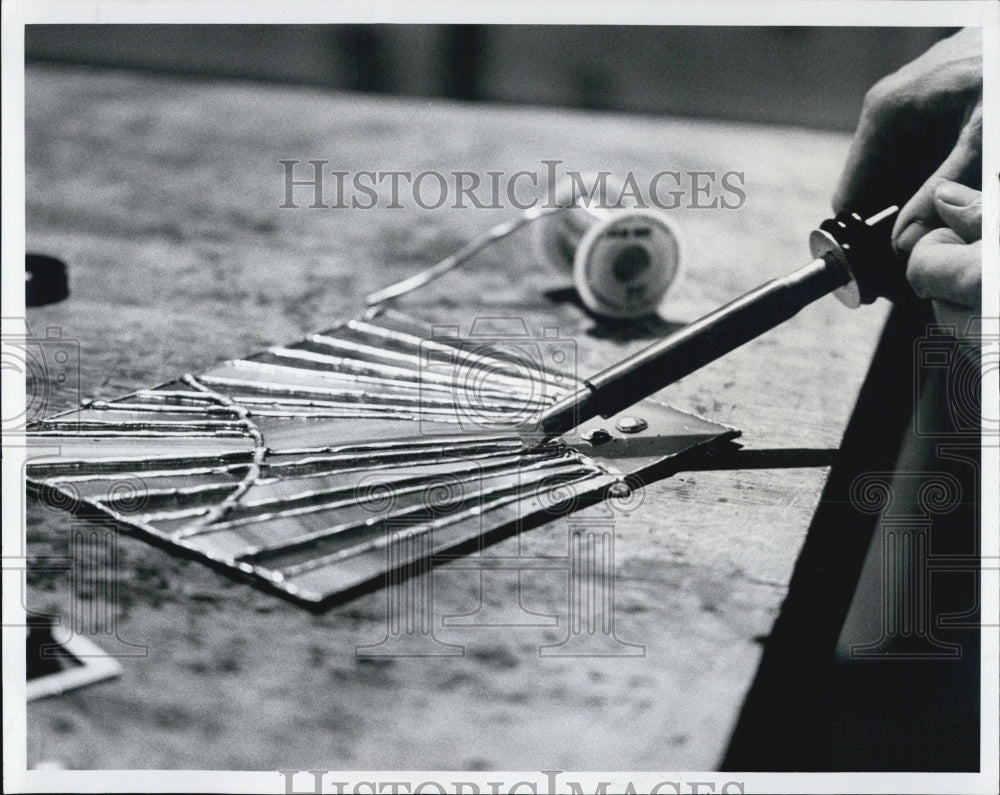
[
  {"xmin": 906, "ymin": 180, "xmax": 981, "ymax": 330},
  {"xmin": 832, "ymin": 28, "xmax": 983, "ymax": 258}
]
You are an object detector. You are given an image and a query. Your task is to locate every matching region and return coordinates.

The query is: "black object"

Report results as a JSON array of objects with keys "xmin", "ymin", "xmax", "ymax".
[
  {"xmin": 538, "ymin": 207, "xmax": 903, "ymax": 439},
  {"xmin": 810, "ymin": 207, "xmax": 907, "ymax": 305},
  {"xmin": 26, "ymin": 615, "xmax": 82, "ymax": 680},
  {"xmin": 26, "ymin": 253, "xmax": 69, "ymax": 306},
  {"xmin": 722, "ymin": 292, "xmax": 980, "ymax": 771}
]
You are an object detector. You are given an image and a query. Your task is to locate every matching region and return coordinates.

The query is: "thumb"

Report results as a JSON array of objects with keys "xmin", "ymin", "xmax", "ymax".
[{"xmin": 933, "ymin": 181, "xmax": 982, "ymax": 243}]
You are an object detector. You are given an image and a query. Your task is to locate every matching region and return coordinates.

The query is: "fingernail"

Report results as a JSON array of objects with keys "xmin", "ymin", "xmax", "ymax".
[
  {"xmin": 893, "ymin": 220, "xmax": 927, "ymax": 255},
  {"xmin": 935, "ymin": 180, "xmax": 979, "ymax": 207}
]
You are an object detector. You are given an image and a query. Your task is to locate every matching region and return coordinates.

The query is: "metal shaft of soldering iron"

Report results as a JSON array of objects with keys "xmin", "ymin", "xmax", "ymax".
[{"xmin": 538, "ymin": 206, "xmax": 901, "ymax": 441}]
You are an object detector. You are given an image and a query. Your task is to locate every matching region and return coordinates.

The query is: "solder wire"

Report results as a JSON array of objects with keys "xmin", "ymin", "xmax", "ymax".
[{"xmin": 364, "ymin": 205, "xmax": 567, "ymax": 306}]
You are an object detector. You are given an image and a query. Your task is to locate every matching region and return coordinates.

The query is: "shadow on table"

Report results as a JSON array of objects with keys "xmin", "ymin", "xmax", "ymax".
[{"xmin": 543, "ymin": 286, "xmax": 687, "ymax": 341}]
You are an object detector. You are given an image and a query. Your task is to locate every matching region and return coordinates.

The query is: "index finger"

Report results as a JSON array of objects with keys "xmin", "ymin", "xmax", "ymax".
[{"xmin": 833, "ymin": 96, "xmax": 964, "ymax": 216}]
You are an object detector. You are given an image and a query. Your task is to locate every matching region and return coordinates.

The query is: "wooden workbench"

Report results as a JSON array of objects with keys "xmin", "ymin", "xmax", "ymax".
[{"xmin": 23, "ymin": 65, "xmax": 888, "ymax": 770}]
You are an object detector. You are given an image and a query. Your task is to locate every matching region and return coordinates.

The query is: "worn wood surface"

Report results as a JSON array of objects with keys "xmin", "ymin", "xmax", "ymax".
[{"xmin": 23, "ymin": 65, "xmax": 888, "ymax": 770}]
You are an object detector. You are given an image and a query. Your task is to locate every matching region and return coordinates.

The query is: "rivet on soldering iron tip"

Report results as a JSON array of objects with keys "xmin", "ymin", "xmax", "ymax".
[
  {"xmin": 615, "ymin": 416, "xmax": 648, "ymax": 434},
  {"xmin": 581, "ymin": 428, "xmax": 612, "ymax": 446}
]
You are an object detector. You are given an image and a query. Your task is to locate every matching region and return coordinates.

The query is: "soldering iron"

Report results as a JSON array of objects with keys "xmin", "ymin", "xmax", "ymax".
[{"xmin": 537, "ymin": 206, "xmax": 905, "ymax": 440}]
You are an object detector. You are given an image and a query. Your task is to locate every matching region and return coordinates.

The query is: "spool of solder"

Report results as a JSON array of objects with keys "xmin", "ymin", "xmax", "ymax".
[{"xmin": 533, "ymin": 176, "xmax": 682, "ymax": 319}]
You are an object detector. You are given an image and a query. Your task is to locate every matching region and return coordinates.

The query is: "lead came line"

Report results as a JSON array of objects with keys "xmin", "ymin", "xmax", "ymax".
[
  {"xmin": 259, "ymin": 445, "xmax": 555, "ymax": 482},
  {"xmin": 198, "ymin": 372, "xmax": 546, "ymax": 409},
  {"xmin": 178, "ymin": 373, "xmax": 267, "ymax": 528},
  {"xmin": 261, "ymin": 347, "xmax": 558, "ymax": 403},
  {"xmin": 308, "ymin": 331, "xmax": 560, "ymax": 393},
  {"xmin": 36, "ymin": 463, "xmax": 246, "ymax": 483},
  {"xmin": 214, "ymin": 358, "xmax": 459, "ymax": 394},
  {"xmin": 174, "ymin": 451, "xmax": 584, "ymax": 537},
  {"xmin": 271, "ymin": 469, "xmax": 607, "ymax": 579},
  {"xmin": 245, "ymin": 466, "xmax": 602, "ymax": 571},
  {"xmin": 34, "ymin": 417, "xmax": 249, "ymax": 432},
  {"xmin": 28, "ymin": 429, "xmax": 250, "ymax": 438},
  {"xmin": 346, "ymin": 317, "xmax": 583, "ymax": 393}
]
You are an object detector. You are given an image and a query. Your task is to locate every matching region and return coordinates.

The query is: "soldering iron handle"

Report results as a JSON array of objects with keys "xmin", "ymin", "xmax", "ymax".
[{"xmin": 811, "ymin": 206, "xmax": 907, "ymax": 306}]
